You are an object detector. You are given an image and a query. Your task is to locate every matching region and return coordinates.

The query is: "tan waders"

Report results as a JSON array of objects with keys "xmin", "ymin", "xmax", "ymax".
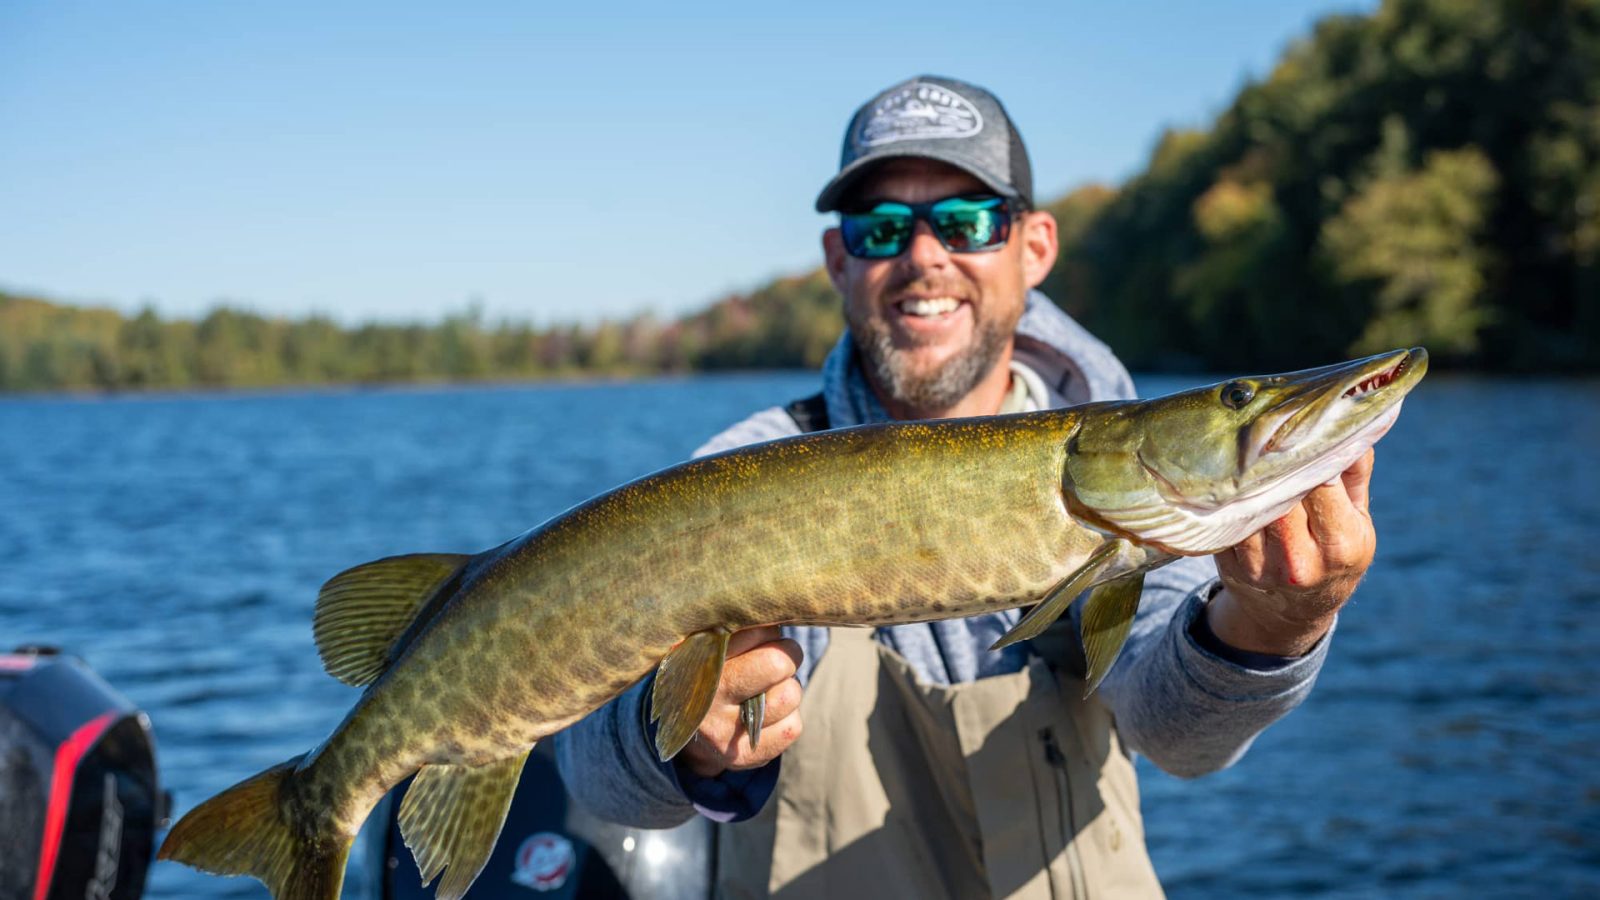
[{"xmin": 715, "ymin": 626, "xmax": 1164, "ymax": 899}]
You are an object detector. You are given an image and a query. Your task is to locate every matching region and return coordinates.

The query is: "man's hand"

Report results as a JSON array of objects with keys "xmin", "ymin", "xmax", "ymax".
[
  {"xmin": 1207, "ymin": 449, "xmax": 1378, "ymax": 658},
  {"xmin": 675, "ymin": 626, "xmax": 804, "ymax": 779}
]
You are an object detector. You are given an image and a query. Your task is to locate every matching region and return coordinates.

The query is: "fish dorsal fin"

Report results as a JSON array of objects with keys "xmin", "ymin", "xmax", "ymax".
[
  {"xmin": 1079, "ymin": 572, "xmax": 1145, "ymax": 697},
  {"xmin": 990, "ymin": 542, "xmax": 1121, "ymax": 652},
  {"xmin": 651, "ymin": 628, "xmax": 732, "ymax": 761},
  {"xmin": 313, "ymin": 553, "xmax": 471, "ymax": 686},
  {"xmin": 399, "ymin": 748, "xmax": 532, "ymax": 900}
]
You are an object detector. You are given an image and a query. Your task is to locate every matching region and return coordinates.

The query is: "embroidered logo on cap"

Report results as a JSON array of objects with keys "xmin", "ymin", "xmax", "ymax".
[
  {"xmin": 510, "ymin": 832, "xmax": 575, "ymax": 892},
  {"xmin": 857, "ymin": 83, "xmax": 984, "ymax": 148}
]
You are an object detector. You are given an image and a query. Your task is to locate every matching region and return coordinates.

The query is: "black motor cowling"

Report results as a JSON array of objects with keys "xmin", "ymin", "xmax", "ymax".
[{"xmin": 0, "ymin": 647, "xmax": 166, "ymax": 900}]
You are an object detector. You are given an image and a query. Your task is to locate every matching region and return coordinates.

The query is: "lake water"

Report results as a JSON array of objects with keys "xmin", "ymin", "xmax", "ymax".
[{"xmin": 2, "ymin": 372, "xmax": 1597, "ymax": 898}]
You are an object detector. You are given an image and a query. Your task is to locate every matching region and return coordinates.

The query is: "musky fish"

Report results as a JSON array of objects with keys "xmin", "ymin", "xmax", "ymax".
[{"xmin": 159, "ymin": 348, "xmax": 1426, "ymax": 899}]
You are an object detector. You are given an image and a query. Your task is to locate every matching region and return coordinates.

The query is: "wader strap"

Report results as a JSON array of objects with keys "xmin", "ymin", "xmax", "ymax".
[{"xmin": 784, "ymin": 393, "xmax": 831, "ymax": 434}]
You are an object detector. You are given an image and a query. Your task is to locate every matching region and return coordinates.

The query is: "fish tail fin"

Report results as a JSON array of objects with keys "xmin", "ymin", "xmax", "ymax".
[{"xmin": 157, "ymin": 755, "xmax": 350, "ymax": 900}]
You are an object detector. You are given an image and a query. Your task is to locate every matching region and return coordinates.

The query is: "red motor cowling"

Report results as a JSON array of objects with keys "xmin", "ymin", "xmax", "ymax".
[{"xmin": 0, "ymin": 647, "xmax": 166, "ymax": 900}]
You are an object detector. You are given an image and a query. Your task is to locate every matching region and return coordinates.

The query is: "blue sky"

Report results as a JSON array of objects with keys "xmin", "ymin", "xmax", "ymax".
[{"xmin": 0, "ymin": 0, "xmax": 1376, "ymax": 325}]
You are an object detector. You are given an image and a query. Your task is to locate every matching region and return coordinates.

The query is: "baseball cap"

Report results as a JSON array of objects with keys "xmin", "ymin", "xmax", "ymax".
[{"xmin": 814, "ymin": 75, "xmax": 1034, "ymax": 213}]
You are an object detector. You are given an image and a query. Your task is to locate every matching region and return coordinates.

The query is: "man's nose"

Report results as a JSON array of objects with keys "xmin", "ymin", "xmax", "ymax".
[{"xmin": 903, "ymin": 219, "xmax": 952, "ymax": 268}]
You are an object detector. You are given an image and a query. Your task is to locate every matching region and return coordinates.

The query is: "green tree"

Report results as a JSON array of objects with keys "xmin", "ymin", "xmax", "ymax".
[{"xmin": 1319, "ymin": 146, "xmax": 1501, "ymax": 358}]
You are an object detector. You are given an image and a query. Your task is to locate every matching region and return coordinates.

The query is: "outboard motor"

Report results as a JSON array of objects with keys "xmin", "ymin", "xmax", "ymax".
[
  {"xmin": 364, "ymin": 742, "xmax": 714, "ymax": 899},
  {"xmin": 0, "ymin": 646, "xmax": 167, "ymax": 900}
]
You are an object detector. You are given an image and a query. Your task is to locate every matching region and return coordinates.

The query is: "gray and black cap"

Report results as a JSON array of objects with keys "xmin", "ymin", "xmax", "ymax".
[{"xmin": 814, "ymin": 75, "xmax": 1034, "ymax": 213}]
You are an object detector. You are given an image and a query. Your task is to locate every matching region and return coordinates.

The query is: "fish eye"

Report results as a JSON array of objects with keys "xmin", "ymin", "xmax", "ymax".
[{"xmin": 1220, "ymin": 381, "xmax": 1255, "ymax": 410}]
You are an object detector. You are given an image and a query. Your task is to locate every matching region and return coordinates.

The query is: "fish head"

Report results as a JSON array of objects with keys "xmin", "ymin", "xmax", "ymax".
[{"xmin": 1064, "ymin": 348, "xmax": 1427, "ymax": 555}]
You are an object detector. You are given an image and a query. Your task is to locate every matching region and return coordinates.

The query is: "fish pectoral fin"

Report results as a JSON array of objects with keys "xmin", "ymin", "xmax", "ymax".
[
  {"xmin": 651, "ymin": 628, "xmax": 732, "ymax": 762},
  {"xmin": 398, "ymin": 747, "xmax": 532, "ymax": 900},
  {"xmin": 990, "ymin": 542, "xmax": 1121, "ymax": 652},
  {"xmin": 313, "ymin": 553, "xmax": 471, "ymax": 686},
  {"xmin": 1080, "ymin": 572, "xmax": 1145, "ymax": 697}
]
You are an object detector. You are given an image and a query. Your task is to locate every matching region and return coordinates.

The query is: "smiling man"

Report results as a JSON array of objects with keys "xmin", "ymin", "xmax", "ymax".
[
  {"xmin": 829, "ymin": 157, "xmax": 1038, "ymax": 422},
  {"xmin": 556, "ymin": 76, "xmax": 1380, "ymax": 898}
]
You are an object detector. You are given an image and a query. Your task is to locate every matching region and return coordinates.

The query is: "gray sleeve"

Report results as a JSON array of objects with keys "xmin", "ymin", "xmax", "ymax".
[
  {"xmin": 1093, "ymin": 555, "xmax": 1332, "ymax": 778},
  {"xmin": 553, "ymin": 405, "xmax": 803, "ymax": 826},
  {"xmin": 692, "ymin": 406, "xmax": 802, "ymax": 456},
  {"xmin": 552, "ymin": 680, "xmax": 696, "ymax": 828}
]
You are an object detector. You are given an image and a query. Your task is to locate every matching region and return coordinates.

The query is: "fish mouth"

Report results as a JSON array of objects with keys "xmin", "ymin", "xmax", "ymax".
[
  {"xmin": 1078, "ymin": 349, "xmax": 1428, "ymax": 555},
  {"xmin": 1252, "ymin": 348, "xmax": 1426, "ymax": 463},
  {"xmin": 1340, "ymin": 351, "xmax": 1415, "ymax": 399}
]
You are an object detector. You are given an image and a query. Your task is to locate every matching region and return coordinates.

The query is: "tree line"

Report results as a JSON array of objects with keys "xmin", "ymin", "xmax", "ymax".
[
  {"xmin": 2, "ymin": 0, "xmax": 1595, "ymax": 393},
  {"xmin": 0, "ymin": 271, "xmax": 844, "ymax": 391}
]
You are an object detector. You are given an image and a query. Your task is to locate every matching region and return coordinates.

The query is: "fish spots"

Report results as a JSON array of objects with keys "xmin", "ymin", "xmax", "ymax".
[
  {"xmin": 371, "ymin": 731, "xmax": 401, "ymax": 762},
  {"xmin": 411, "ymin": 706, "xmax": 440, "ymax": 736},
  {"xmin": 491, "ymin": 627, "xmax": 524, "ymax": 658},
  {"xmin": 389, "ymin": 680, "xmax": 418, "ymax": 706}
]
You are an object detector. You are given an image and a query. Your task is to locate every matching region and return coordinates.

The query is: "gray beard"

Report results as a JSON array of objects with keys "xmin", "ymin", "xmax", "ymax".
[{"xmin": 848, "ymin": 314, "xmax": 1012, "ymax": 414}]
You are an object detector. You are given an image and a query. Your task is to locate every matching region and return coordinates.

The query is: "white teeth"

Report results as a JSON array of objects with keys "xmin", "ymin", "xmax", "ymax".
[{"xmin": 898, "ymin": 297, "xmax": 960, "ymax": 317}]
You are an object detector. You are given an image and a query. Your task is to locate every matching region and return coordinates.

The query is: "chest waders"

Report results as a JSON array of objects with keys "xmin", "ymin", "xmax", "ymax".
[{"xmin": 709, "ymin": 398, "xmax": 1164, "ymax": 899}]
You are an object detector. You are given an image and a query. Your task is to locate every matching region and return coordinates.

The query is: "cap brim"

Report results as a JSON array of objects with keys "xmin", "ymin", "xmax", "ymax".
[{"xmin": 814, "ymin": 148, "xmax": 1020, "ymax": 212}]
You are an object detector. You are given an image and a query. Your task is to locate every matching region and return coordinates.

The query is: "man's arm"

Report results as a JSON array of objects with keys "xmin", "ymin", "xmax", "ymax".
[
  {"xmin": 1097, "ymin": 451, "xmax": 1377, "ymax": 777},
  {"xmin": 552, "ymin": 679, "xmax": 695, "ymax": 828}
]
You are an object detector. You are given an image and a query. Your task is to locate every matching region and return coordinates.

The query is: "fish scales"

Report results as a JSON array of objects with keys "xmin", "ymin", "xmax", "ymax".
[
  {"xmin": 295, "ymin": 410, "xmax": 1105, "ymax": 839},
  {"xmin": 158, "ymin": 349, "xmax": 1427, "ymax": 900}
]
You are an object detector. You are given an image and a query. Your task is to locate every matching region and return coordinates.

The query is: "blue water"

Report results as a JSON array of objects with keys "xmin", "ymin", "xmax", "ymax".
[{"xmin": 2, "ymin": 373, "xmax": 1597, "ymax": 898}]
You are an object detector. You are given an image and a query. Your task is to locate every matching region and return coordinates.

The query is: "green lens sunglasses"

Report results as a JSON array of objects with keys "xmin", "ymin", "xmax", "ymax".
[{"xmin": 840, "ymin": 195, "xmax": 1014, "ymax": 259}]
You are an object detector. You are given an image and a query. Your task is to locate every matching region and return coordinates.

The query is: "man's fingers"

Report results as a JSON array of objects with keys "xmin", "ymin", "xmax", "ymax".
[
  {"xmin": 1342, "ymin": 449, "xmax": 1374, "ymax": 514},
  {"xmin": 721, "ymin": 637, "xmax": 803, "ymax": 702},
  {"xmin": 678, "ymin": 627, "xmax": 805, "ymax": 777},
  {"xmin": 1224, "ymin": 530, "xmax": 1267, "ymax": 582},
  {"xmin": 757, "ymin": 676, "xmax": 803, "ymax": 725},
  {"xmin": 1210, "ymin": 451, "xmax": 1382, "ymax": 643},
  {"xmin": 1303, "ymin": 480, "xmax": 1372, "ymax": 569},
  {"xmin": 1262, "ymin": 502, "xmax": 1329, "ymax": 589},
  {"xmin": 729, "ymin": 710, "xmax": 802, "ymax": 771},
  {"xmin": 1303, "ymin": 480, "xmax": 1355, "ymax": 543},
  {"xmin": 727, "ymin": 625, "xmax": 784, "ymax": 657},
  {"xmin": 694, "ymin": 677, "xmax": 805, "ymax": 773}
]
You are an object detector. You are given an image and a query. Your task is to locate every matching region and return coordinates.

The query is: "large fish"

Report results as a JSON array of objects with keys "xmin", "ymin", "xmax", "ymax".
[{"xmin": 159, "ymin": 348, "xmax": 1426, "ymax": 899}]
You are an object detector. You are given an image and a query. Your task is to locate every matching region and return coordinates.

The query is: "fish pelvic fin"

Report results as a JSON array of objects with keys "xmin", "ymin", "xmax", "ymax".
[
  {"xmin": 1080, "ymin": 572, "xmax": 1145, "ymax": 697},
  {"xmin": 399, "ymin": 747, "xmax": 532, "ymax": 900},
  {"xmin": 313, "ymin": 553, "xmax": 472, "ymax": 686},
  {"xmin": 990, "ymin": 542, "xmax": 1121, "ymax": 652},
  {"xmin": 651, "ymin": 628, "xmax": 732, "ymax": 761},
  {"xmin": 156, "ymin": 754, "xmax": 350, "ymax": 900},
  {"xmin": 740, "ymin": 693, "xmax": 766, "ymax": 751}
]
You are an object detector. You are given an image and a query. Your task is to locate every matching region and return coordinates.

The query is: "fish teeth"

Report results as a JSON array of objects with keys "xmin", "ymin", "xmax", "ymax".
[
  {"xmin": 1342, "ymin": 362, "xmax": 1403, "ymax": 398},
  {"xmin": 898, "ymin": 297, "xmax": 961, "ymax": 317}
]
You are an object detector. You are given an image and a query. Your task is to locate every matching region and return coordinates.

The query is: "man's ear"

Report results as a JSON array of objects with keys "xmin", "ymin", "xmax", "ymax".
[
  {"xmin": 822, "ymin": 227, "xmax": 851, "ymax": 295},
  {"xmin": 1019, "ymin": 210, "xmax": 1059, "ymax": 290}
]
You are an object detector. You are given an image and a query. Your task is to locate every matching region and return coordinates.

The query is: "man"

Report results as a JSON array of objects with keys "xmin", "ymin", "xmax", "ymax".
[{"xmin": 555, "ymin": 75, "xmax": 1378, "ymax": 897}]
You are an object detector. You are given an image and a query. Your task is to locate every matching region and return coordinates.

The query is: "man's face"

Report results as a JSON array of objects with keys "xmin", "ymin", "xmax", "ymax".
[{"xmin": 822, "ymin": 158, "xmax": 1056, "ymax": 417}]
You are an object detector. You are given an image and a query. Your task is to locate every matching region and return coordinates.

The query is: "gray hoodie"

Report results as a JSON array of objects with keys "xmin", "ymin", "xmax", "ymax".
[{"xmin": 554, "ymin": 293, "xmax": 1331, "ymax": 827}]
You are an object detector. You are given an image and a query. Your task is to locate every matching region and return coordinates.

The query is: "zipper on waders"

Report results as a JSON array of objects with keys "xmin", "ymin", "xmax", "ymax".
[{"xmin": 1041, "ymin": 727, "xmax": 1090, "ymax": 899}]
